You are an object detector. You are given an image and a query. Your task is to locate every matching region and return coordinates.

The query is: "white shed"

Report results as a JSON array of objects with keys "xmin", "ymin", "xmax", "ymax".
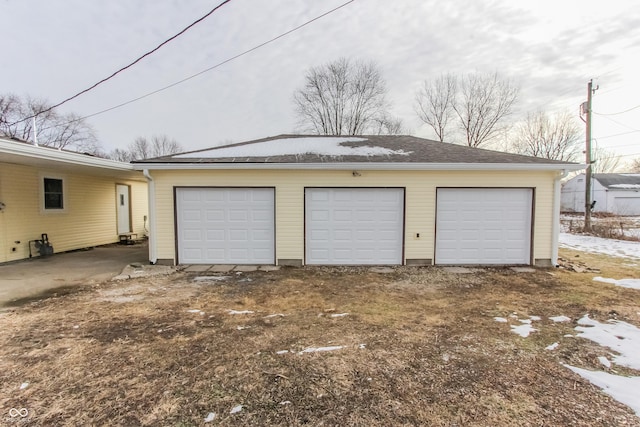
[{"xmin": 561, "ymin": 173, "xmax": 640, "ymax": 215}]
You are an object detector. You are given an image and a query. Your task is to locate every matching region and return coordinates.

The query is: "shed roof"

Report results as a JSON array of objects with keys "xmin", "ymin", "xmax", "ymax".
[
  {"xmin": 593, "ymin": 173, "xmax": 640, "ymax": 189},
  {"xmin": 134, "ymin": 134, "xmax": 582, "ymax": 170}
]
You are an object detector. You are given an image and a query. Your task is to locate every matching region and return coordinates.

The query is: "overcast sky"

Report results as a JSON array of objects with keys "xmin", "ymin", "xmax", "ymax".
[{"xmin": 2, "ymin": 0, "xmax": 639, "ymax": 165}]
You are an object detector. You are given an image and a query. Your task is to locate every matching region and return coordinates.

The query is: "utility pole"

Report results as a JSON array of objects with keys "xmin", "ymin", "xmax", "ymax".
[{"xmin": 582, "ymin": 79, "xmax": 598, "ymax": 232}]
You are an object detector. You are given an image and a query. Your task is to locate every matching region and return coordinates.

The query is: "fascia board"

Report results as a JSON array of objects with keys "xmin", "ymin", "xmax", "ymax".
[{"xmin": 134, "ymin": 162, "xmax": 586, "ymax": 172}]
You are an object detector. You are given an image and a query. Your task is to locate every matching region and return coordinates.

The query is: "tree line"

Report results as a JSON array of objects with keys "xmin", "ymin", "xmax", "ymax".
[
  {"xmin": 1, "ymin": 58, "xmax": 635, "ymax": 171},
  {"xmin": 0, "ymin": 94, "xmax": 181, "ymax": 160}
]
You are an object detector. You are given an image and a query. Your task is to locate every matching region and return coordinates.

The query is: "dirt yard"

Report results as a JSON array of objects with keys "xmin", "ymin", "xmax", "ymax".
[{"xmin": 1, "ymin": 250, "xmax": 639, "ymax": 426}]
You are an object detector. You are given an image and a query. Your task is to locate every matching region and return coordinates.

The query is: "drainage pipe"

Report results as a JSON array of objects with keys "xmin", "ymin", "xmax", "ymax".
[
  {"xmin": 551, "ymin": 169, "xmax": 570, "ymax": 266},
  {"xmin": 142, "ymin": 169, "xmax": 157, "ymax": 264}
]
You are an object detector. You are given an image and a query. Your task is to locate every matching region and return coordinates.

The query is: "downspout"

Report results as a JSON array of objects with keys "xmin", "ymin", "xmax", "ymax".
[
  {"xmin": 143, "ymin": 169, "xmax": 157, "ymax": 264},
  {"xmin": 551, "ymin": 169, "xmax": 570, "ymax": 266}
]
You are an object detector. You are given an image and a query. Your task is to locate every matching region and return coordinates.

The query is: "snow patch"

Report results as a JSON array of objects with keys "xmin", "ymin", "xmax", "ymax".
[
  {"xmin": 593, "ymin": 276, "xmax": 640, "ymax": 290},
  {"xmin": 575, "ymin": 315, "xmax": 640, "ymax": 370},
  {"xmin": 510, "ymin": 323, "xmax": 537, "ymax": 337},
  {"xmin": 330, "ymin": 313, "xmax": 349, "ymax": 318},
  {"xmin": 299, "ymin": 346, "xmax": 344, "ymax": 354},
  {"xmin": 598, "ymin": 356, "xmax": 612, "ymax": 368},
  {"xmin": 565, "ymin": 365, "xmax": 640, "ymax": 416},
  {"xmin": 546, "ymin": 342, "xmax": 559, "ymax": 351},
  {"xmin": 550, "ymin": 315, "xmax": 571, "ymax": 323},
  {"xmin": 174, "ymin": 137, "xmax": 411, "ymax": 159},
  {"xmin": 228, "ymin": 309, "xmax": 254, "ymax": 315},
  {"xmin": 204, "ymin": 412, "xmax": 216, "ymax": 422},
  {"xmin": 230, "ymin": 405, "xmax": 243, "ymax": 414},
  {"xmin": 494, "ymin": 317, "xmax": 508, "ymax": 323},
  {"xmin": 559, "ymin": 232, "xmax": 640, "ymax": 259}
]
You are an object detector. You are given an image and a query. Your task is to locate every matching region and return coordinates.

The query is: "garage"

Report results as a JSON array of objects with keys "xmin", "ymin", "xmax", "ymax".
[
  {"xmin": 176, "ymin": 188, "xmax": 274, "ymax": 264},
  {"xmin": 435, "ymin": 188, "xmax": 533, "ymax": 265},
  {"xmin": 305, "ymin": 188, "xmax": 404, "ymax": 265}
]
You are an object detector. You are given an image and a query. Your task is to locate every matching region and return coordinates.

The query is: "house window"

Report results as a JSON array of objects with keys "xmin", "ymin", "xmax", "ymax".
[{"xmin": 44, "ymin": 178, "xmax": 64, "ymax": 209}]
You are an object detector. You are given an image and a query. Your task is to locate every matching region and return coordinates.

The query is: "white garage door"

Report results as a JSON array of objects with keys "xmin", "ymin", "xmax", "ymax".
[
  {"xmin": 436, "ymin": 188, "xmax": 533, "ymax": 265},
  {"xmin": 613, "ymin": 197, "xmax": 640, "ymax": 216},
  {"xmin": 306, "ymin": 188, "xmax": 404, "ymax": 265},
  {"xmin": 176, "ymin": 188, "xmax": 274, "ymax": 264}
]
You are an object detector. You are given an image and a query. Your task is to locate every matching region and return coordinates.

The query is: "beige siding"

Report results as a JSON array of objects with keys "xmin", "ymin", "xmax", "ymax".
[
  {"xmin": 151, "ymin": 169, "xmax": 557, "ymax": 265},
  {"xmin": 0, "ymin": 162, "xmax": 147, "ymax": 263}
]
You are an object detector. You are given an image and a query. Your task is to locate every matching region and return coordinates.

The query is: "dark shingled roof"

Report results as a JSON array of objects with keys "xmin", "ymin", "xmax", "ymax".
[
  {"xmin": 593, "ymin": 173, "xmax": 640, "ymax": 188},
  {"xmin": 134, "ymin": 134, "xmax": 578, "ymax": 165}
]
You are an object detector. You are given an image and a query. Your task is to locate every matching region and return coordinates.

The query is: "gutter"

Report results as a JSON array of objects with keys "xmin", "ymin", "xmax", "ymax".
[
  {"xmin": 142, "ymin": 169, "xmax": 157, "ymax": 265},
  {"xmin": 133, "ymin": 162, "xmax": 586, "ymax": 172},
  {"xmin": 551, "ymin": 169, "xmax": 571, "ymax": 266}
]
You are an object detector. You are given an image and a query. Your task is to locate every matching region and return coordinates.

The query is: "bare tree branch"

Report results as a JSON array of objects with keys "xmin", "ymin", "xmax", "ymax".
[
  {"xmin": 110, "ymin": 135, "xmax": 183, "ymax": 161},
  {"xmin": 592, "ymin": 147, "xmax": 622, "ymax": 173},
  {"xmin": 0, "ymin": 93, "xmax": 100, "ymax": 153},
  {"xmin": 512, "ymin": 111, "xmax": 582, "ymax": 161},
  {"xmin": 453, "ymin": 72, "xmax": 519, "ymax": 147},
  {"xmin": 415, "ymin": 74, "xmax": 456, "ymax": 142},
  {"xmin": 294, "ymin": 58, "xmax": 390, "ymax": 135}
]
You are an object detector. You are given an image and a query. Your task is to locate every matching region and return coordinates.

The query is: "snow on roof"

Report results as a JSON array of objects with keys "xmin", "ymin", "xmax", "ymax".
[
  {"xmin": 174, "ymin": 137, "xmax": 411, "ymax": 159},
  {"xmin": 609, "ymin": 184, "xmax": 640, "ymax": 189}
]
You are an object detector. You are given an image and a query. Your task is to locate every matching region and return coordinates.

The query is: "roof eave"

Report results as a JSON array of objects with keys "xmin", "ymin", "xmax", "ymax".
[
  {"xmin": 0, "ymin": 137, "xmax": 135, "ymax": 171},
  {"xmin": 134, "ymin": 162, "xmax": 585, "ymax": 172}
]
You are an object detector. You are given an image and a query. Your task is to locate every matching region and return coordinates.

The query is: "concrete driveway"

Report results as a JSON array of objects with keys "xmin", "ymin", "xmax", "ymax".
[{"xmin": 0, "ymin": 243, "xmax": 149, "ymax": 307}]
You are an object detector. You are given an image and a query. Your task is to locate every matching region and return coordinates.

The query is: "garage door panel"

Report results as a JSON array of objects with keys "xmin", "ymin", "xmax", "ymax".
[
  {"xmin": 306, "ymin": 188, "xmax": 404, "ymax": 265},
  {"xmin": 176, "ymin": 188, "xmax": 274, "ymax": 264},
  {"xmin": 436, "ymin": 188, "xmax": 532, "ymax": 265}
]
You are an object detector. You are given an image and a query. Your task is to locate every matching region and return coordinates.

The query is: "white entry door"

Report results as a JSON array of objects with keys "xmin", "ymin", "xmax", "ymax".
[
  {"xmin": 116, "ymin": 184, "xmax": 131, "ymax": 234},
  {"xmin": 176, "ymin": 187, "xmax": 275, "ymax": 264},
  {"xmin": 435, "ymin": 188, "xmax": 533, "ymax": 265},
  {"xmin": 305, "ymin": 188, "xmax": 404, "ymax": 265}
]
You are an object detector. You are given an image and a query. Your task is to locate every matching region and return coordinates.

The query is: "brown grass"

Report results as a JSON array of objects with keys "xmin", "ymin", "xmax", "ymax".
[{"xmin": 1, "ymin": 252, "xmax": 639, "ymax": 426}]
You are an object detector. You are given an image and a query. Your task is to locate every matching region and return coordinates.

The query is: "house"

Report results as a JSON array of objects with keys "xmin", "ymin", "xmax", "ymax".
[
  {"xmin": 561, "ymin": 173, "xmax": 640, "ymax": 215},
  {"xmin": 133, "ymin": 134, "xmax": 583, "ymax": 267},
  {"xmin": 0, "ymin": 136, "xmax": 148, "ymax": 263}
]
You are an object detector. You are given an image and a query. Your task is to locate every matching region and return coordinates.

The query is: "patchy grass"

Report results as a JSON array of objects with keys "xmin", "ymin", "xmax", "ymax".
[{"xmin": 1, "ymin": 251, "xmax": 639, "ymax": 426}]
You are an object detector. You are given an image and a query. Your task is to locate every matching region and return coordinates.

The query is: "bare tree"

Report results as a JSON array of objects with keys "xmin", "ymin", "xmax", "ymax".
[
  {"xmin": 512, "ymin": 111, "xmax": 582, "ymax": 161},
  {"xmin": 629, "ymin": 157, "xmax": 640, "ymax": 173},
  {"xmin": 414, "ymin": 72, "xmax": 518, "ymax": 147},
  {"xmin": 371, "ymin": 113, "xmax": 405, "ymax": 135},
  {"xmin": 591, "ymin": 147, "xmax": 622, "ymax": 173},
  {"xmin": 415, "ymin": 74, "xmax": 456, "ymax": 142},
  {"xmin": 293, "ymin": 58, "xmax": 390, "ymax": 135},
  {"xmin": 454, "ymin": 72, "xmax": 519, "ymax": 147},
  {"xmin": 110, "ymin": 135, "xmax": 183, "ymax": 161},
  {"xmin": 0, "ymin": 94, "xmax": 99, "ymax": 153}
]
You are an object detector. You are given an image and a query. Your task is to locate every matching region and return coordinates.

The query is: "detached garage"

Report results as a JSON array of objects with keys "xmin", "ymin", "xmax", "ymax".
[{"xmin": 134, "ymin": 135, "xmax": 583, "ymax": 267}]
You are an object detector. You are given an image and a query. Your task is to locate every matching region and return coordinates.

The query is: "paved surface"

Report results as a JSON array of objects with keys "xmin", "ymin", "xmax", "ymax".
[{"xmin": 0, "ymin": 243, "xmax": 149, "ymax": 307}]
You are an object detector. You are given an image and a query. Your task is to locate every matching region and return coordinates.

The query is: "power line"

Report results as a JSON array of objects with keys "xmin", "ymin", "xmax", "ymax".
[
  {"xmin": 593, "ymin": 129, "xmax": 640, "ymax": 141},
  {"xmin": 594, "ymin": 103, "xmax": 640, "ymax": 116},
  {"xmin": 9, "ymin": 0, "xmax": 235, "ymax": 127},
  {"xmin": 36, "ymin": 0, "xmax": 356, "ymax": 134}
]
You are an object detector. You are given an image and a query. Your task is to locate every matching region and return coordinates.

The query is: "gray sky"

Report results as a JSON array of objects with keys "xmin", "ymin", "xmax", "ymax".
[{"xmin": 2, "ymin": 0, "xmax": 639, "ymax": 164}]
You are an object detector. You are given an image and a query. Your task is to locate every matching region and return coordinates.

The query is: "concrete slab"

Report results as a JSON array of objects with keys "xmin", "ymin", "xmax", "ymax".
[
  {"xmin": 370, "ymin": 267, "xmax": 395, "ymax": 274},
  {"xmin": 183, "ymin": 265, "xmax": 211, "ymax": 272},
  {"xmin": 511, "ymin": 267, "xmax": 536, "ymax": 273},
  {"xmin": 0, "ymin": 243, "xmax": 149, "ymax": 308},
  {"xmin": 259, "ymin": 265, "xmax": 281, "ymax": 272},
  {"xmin": 209, "ymin": 265, "xmax": 235, "ymax": 273},
  {"xmin": 234, "ymin": 265, "xmax": 258, "ymax": 272},
  {"xmin": 442, "ymin": 267, "xmax": 479, "ymax": 274}
]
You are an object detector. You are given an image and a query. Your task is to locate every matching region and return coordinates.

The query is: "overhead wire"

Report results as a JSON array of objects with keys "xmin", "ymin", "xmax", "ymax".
[
  {"xmin": 8, "ymin": 0, "xmax": 235, "ymax": 127},
  {"xmin": 594, "ymin": 103, "xmax": 640, "ymax": 116},
  {"xmin": 35, "ymin": 0, "xmax": 356, "ymax": 134}
]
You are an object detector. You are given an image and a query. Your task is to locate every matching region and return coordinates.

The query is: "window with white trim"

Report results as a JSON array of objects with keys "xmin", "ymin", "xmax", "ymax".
[{"xmin": 43, "ymin": 177, "xmax": 64, "ymax": 210}]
